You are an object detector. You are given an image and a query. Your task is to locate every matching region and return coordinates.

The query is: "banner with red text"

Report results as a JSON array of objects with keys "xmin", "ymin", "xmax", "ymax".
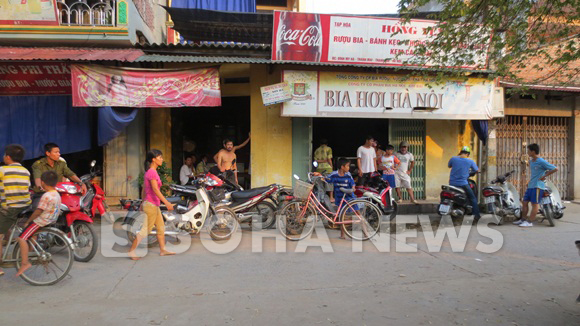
[
  {"xmin": 71, "ymin": 65, "xmax": 221, "ymax": 108},
  {"xmin": 272, "ymin": 11, "xmax": 489, "ymax": 69},
  {"xmin": 0, "ymin": 62, "xmax": 71, "ymax": 95},
  {"xmin": 281, "ymin": 71, "xmax": 502, "ymax": 120}
]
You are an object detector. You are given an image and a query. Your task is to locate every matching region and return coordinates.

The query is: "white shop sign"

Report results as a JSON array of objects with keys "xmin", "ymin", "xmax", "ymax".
[{"xmin": 281, "ymin": 70, "xmax": 502, "ymax": 120}]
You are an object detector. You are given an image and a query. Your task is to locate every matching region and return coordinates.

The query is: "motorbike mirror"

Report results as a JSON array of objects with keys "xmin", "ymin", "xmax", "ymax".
[
  {"xmin": 90, "ymin": 160, "xmax": 96, "ymax": 167},
  {"xmin": 312, "ymin": 161, "xmax": 318, "ymax": 168},
  {"xmin": 293, "ymin": 174, "xmax": 300, "ymax": 180}
]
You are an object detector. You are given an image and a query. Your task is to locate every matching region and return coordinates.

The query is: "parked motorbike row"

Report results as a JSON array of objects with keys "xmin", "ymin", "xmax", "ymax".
[{"xmin": 437, "ymin": 170, "xmax": 565, "ymax": 226}]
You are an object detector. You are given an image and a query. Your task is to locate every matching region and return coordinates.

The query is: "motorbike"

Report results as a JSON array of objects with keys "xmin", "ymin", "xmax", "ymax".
[
  {"xmin": 206, "ymin": 172, "xmax": 283, "ymax": 230},
  {"xmin": 122, "ymin": 176, "xmax": 238, "ymax": 247},
  {"xmin": 482, "ymin": 170, "xmax": 522, "ymax": 225},
  {"xmin": 437, "ymin": 171, "xmax": 478, "ymax": 220},
  {"xmin": 537, "ymin": 180, "xmax": 565, "ymax": 227},
  {"xmin": 54, "ymin": 181, "xmax": 98, "ymax": 262},
  {"xmin": 354, "ymin": 171, "xmax": 398, "ymax": 220},
  {"xmin": 80, "ymin": 160, "xmax": 115, "ymax": 223}
]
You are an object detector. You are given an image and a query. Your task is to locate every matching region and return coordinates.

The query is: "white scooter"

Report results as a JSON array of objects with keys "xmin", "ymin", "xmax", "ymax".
[
  {"xmin": 538, "ymin": 180, "xmax": 565, "ymax": 227},
  {"xmin": 123, "ymin": 177, "xmax": 238, "ymax": 247},
  {"xmin": 482, "ymin": 170, "xmax": 522, "ymax": 225}
]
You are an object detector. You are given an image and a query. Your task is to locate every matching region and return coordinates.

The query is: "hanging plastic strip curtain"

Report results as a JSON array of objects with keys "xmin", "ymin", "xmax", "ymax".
[
  {"xmin": 98, "ymin": 107, "xmax": 137, "ymax": 146},
  {"xmin": 471, "ymin": 120, "xmax": 489, "ymax": 145}
]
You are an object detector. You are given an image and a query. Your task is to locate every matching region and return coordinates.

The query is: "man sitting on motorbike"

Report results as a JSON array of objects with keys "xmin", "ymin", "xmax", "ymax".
[
  {"xmin": 448, "ymin": 146, "xmax": 481, "ymax": 223},
  {"xmin": 31, "ymin": 143, "xmax": 87, "ymax": 194}
]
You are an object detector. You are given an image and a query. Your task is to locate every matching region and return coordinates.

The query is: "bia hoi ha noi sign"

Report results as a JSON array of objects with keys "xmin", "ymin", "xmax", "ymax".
[
  {"xmin": 282, "ymin": 71, "xmax": 501, "ymax": 120},
  {"xmin": 71, "ymin": 65, "xmax": 221, "ymax": 108},
  {"xmin": 272, "ymin": 11, "xmax": 489, "ymax": 69}
]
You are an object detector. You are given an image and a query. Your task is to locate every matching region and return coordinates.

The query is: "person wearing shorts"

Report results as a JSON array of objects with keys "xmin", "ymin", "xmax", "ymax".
[
  {"xmin": 378, "ymin": 145, "xmax": 399, "ymax": 189},
  {"xmin": 514, "ymin": 144, "xmax": 557, "ymax": 228},
  {"xmin": 395, "ymin": 141, "xmax": 418, "ymax": 204},
  {"xmin": 16, "ymin": 170, "xmax": 61, "ymax": 277}
]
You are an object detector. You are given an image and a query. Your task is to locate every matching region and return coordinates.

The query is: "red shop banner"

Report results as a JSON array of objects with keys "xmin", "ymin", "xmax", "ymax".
[
  {"xmin": 271, "ymin": 11, "xmax": 489, "ymax": 69},
  {"xmin": 71, "ymin": 65, "xmax": 221, "ymax": 108},
  {"xmin": 0, "ymin": 62, "xmax": 71, "ymax": 96}
]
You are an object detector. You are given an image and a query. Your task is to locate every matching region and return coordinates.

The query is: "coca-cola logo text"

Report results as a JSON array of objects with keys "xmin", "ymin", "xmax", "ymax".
[{"xmin": 278, "ymin": 24, "xmax": 322, "ymax": 47}]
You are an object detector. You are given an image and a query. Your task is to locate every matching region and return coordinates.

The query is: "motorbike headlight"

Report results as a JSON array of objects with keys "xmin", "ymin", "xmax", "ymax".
[{"xmin": 62, "ymin": 184, "xmax": 79, "ymax": 194}]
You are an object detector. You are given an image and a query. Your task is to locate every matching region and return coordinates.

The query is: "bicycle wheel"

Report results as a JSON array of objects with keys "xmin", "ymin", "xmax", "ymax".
[
  {"xmin": 340, "ymin": 199, "xmax": 382, "ymax": 241},
  {"xmin": 208, "ymin": 207, "xmax": 238, "ymax": 240},
  {"xmin": 277, "ymin": 200, "xmax": 317, "ymax": 241},
  {"xmin": 126, "ymin": 212, "xmax": 159, "ymax": 248},
  {"xmin": 14, "ymin": 228, "xmax": 74, "ymax": 286},
  {"xmin": 72, "ymin": 221, "xmax": 98, "ymax": 262}
]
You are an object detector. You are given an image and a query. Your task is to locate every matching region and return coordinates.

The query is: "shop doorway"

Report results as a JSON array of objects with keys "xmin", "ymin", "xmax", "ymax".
[{"xmin": 170, "ymin": 97, "xmax": 251, "ymax": 188}]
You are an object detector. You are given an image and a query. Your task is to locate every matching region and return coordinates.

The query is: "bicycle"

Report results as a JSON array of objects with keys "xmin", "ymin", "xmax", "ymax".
[
  {"xmin": 0, "ymin": 218, "xmax": 74, "ymax": 286},
  {"xmin": 278, "ymin": 175, "xmax": 382, "ymax": 241}
]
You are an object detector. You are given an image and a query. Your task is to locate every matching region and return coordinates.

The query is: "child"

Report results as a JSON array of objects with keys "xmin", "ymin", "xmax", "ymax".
[
  {"xmin": 16, "ymin": 171, "xmax": 61, "ymax": 277},
  {"xmin": 0, "ymin": 144, "xmax": 31, "ymax": 277},
  {"xmin": 314, "ymin": 157, "xmax": 355, "ymax": 239},
  {"xmin": 379, "ymin": 145, "xmax": 400, "ymax": 189}
]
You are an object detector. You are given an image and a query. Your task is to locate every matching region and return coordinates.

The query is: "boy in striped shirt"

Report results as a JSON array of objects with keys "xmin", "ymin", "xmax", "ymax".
[{"xmin": 0, "ymin": 144, "xmax": 31, "ymax": 276}]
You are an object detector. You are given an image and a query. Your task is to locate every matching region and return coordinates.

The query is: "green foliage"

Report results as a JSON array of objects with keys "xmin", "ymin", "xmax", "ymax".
[
  {"xmin": 138, "ymin": 162, "xmax": 175, "ymax": 197},
  {"xmin": 396, "ymin": 0, "xmax": 579, "ymax": 92}
]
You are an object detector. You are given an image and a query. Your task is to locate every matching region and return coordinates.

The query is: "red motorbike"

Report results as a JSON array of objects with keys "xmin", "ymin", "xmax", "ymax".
[
  {"xmin": 53, "ymin": 160, "xmax": 105, "ymax": 262},
  {"xmin": 354, "ymin": 171, "xmax": 398, "ymax": 221}
]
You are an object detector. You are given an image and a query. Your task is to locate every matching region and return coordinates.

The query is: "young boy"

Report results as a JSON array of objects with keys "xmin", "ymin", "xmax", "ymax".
[
  {"xmin": 16, "ymin": 171, "xmax": 61, "ymax": 277},
  {"xmin": 379, "ymin": 145, "xmax": 400, "ymax": 189},
  {"xmin": 314, "ymin": 158, "xmax": 355, "ymax": 239},
  {"xmin": 0, "ymin": 144, "xmax": 31, "ymax": 277},
  {"xmin": 514, "ymin": 143, "xmax": 557, "ymax": 227}
]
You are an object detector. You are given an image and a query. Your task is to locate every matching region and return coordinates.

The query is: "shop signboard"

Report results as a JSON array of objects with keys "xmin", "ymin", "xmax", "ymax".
[
  {"xmin": 0, "ymin": 0, "xmax": 59, "ymax": 25},
  {"xmin": 282, "ymin": 70, "xmax": 501, "ymax": 120},
  {"xmin": 260, "ymin": 82, "xmax": 292, "ymax": 106},
  {"xmin": 0, "ymin": 62, "xmax": 71, "ymax": 95},
  {"xmin": 272, "ymin": 11, "xmax": 489, "ymax": 70},
  {"xmin": 71, "ymin": 65, "xmax": 221, "ymax": 108}
]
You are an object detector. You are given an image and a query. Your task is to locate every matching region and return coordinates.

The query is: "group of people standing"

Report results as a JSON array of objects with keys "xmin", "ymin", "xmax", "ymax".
[{"xmin": 314, "ymin": 136, "xmax": 419, "ymax": 204}]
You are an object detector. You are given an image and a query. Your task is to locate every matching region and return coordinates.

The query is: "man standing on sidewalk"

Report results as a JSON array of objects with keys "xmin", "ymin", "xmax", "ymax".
[
  {"xmin": 357, "ymin": 135, "xmax": 377, "ymax": 186},
  {"xmin": 395, "ymin": 141, "xmax": 419, "ymax": 204},
  {"xmin": 514, "ymin": 143, "xmax": 558, "ymax": 228}
]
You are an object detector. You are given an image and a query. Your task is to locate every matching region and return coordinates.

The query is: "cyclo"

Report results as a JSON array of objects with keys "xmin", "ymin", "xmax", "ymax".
[
  {"xmin": 277, "ymin": 173, "xmax": 382, "ymax": 241},
  {"xmin": 1, "ymin": 215, "xmax": 74, "ymax": 286}
]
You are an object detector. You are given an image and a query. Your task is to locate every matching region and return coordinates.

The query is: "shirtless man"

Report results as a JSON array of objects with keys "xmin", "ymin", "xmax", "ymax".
[{"xmin": 213, "ymin": 133, "xmax": 250, "ymax": 184}]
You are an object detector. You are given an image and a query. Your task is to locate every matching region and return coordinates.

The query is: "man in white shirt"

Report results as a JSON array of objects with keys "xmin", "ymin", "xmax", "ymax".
[
  {"xmin": 357, "ymin": 135, "xmax": 377, "ymax": 186},
  {"xmin": 179, "ymin": 155, "xmax": 195, "ymax": 185}
]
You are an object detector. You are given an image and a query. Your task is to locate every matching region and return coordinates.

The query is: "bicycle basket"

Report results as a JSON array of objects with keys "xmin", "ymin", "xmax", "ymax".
[{"xmin": 293, "ymin": 179, "xmax": 314, "ymax": 200}]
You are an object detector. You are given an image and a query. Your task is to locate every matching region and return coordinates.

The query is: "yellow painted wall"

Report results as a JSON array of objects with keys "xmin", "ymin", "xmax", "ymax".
[
  {"xmin": 425, "ymin": 120, "xmax": 478, "ymax": 199},
  {"xmin": 250, "ymin": 65, "xmax": 293, "ymax": 186},
  {"xmin": 149, "ymin": 108, "xmax": 172, "ymax": 167}
]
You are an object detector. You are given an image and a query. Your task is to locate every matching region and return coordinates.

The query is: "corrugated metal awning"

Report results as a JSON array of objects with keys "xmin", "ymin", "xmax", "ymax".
[
  {"xmin": 500, "ymin": 81, "xmax": 580, "ymax": 93},
  {"xmin": 134, "ymin": 54, "xmax": 494, "ymax": 74},
  {"xmin": 0, "ymin": 47, "xmax": 145, "ymax": 62}
]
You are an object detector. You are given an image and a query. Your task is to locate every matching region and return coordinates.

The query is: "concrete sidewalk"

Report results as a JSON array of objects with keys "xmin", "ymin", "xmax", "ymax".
[{"xmin": 1, "ymin": 204, "xmax": 579, "ymax": 325}]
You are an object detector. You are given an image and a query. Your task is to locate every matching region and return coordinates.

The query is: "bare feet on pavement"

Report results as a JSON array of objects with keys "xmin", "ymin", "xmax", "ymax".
[
  {"xmin": 15, "ymin": 262, "xmax": 31, "ymax": 277},
  {"xmin": 160, "ymin": 250, "xmax": 175, "ymax": 256}
]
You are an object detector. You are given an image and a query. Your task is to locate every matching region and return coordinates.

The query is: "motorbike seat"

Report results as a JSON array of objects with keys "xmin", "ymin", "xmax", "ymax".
[
  {"xmin": 166, "ymin": 196, "xmax": 184, "ymax": 204},
  {"xmin": 231, "ymin": 186, "xmax": 272, "ymax": 200},
  {"xmin": 443, "ymin": 185, "xmax": 465, "ymax": 194},
  {"xmin": 171, "ymin": 185, "xmax": 197, "ymax": 196},
  {"xmin": 485, "ymin": 185, "xmax": 504, "ymax": 192},
  {"xmin": 340, "ymin": 187, "xmax": 354, "ymax": 194}
]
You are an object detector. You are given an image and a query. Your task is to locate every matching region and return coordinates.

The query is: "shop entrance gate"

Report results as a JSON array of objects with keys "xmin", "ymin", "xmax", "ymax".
[
  {"xmin": 496, "ymin": 116, "xmax": 570, "ymax": 199},
  {"xmin": 389, "ymin": 119, "xmax": 426, "ymax": 200}
]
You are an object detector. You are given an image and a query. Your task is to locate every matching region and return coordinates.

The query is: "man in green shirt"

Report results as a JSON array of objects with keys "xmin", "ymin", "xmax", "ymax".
[
  {"xmin": 31, "ymin": 143, "xmax": 87, "ymax": 194},
  {"xmin": 314, "ymin": 139, "xmax": 333, "ymax": 174}
]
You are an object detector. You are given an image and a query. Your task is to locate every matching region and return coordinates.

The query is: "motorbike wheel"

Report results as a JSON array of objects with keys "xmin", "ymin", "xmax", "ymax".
[
  {"xmin": 209, "ymin": 207, "xmax": 238, "ymax": 240},
  {"xmin": 101, "ymin": 202, "xmax": 116, "ymax": 224},
  {"xmin": 126, "ymin": 212, "xmax": 160, "ymax": 248},
  {"xmin": 277, "ymin": 200, "xmax": 317, "ymax": 241},
  {"xmin": 543, "ymin": 205, "xmax": 555, "ymax": 227},
  {"xmin": 250, "ymin": 200, "xmax": 277, "ymax": 230},
  {"xmin": 72, "ymin": 221, "xmax": 98, "ymax": 262}
]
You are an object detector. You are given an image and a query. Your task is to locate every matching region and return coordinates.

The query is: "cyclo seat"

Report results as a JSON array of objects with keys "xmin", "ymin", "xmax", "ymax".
[{"xmin": 231, "ymin": 186, "xmax": 271, "ymax": 200}]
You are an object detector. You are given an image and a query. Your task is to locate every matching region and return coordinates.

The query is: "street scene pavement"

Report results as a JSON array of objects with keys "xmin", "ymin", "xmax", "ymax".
[{"xmin": 1, "ymin": 206, "xmax": 579, "ymax": 326}]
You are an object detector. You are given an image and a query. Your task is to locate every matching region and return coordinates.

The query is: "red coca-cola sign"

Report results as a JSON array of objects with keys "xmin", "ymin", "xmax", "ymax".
[{"xmin": 274, "ymin": 12, "xmax": 322, "ymax": 62}]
